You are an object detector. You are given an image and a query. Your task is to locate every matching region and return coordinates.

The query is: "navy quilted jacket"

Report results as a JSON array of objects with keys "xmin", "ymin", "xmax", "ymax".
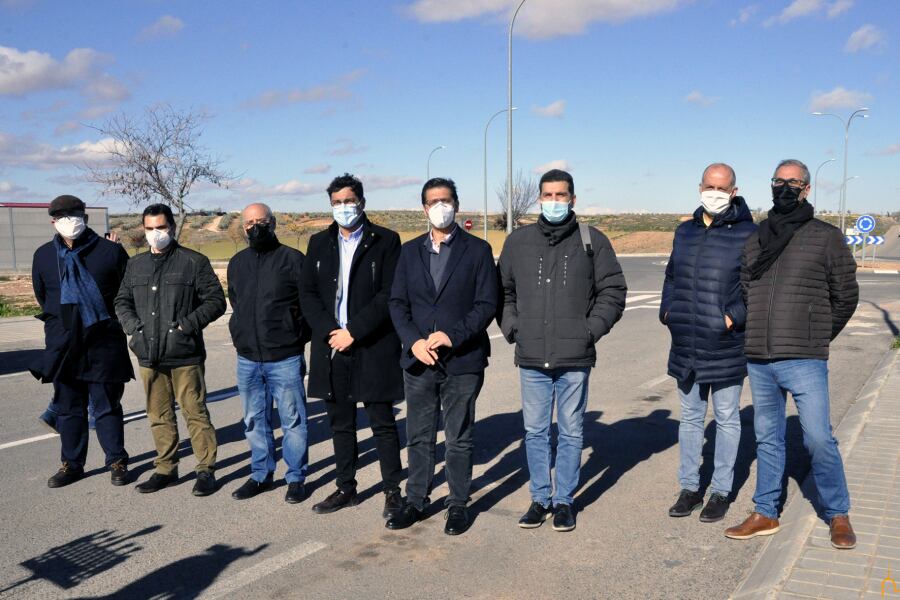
[{"xmin": 659, "ymin": 197, "xmax": 757, "ymax": 384}]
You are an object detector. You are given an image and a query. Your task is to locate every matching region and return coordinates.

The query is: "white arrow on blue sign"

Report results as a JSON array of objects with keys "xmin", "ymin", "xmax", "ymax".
[
  {"xmin": 845, "ymin": 235, "xmax": 863, "ymax": 245},
  {"xmin": 867, "ymin": 235, "xmax": 885, "ymax": 245},
  {"xmin": 855, "ymin": 214, "xmax": 876, "ymax": 234}
]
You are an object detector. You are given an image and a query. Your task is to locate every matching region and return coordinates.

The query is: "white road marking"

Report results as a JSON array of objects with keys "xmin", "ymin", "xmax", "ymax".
[
  {"xmin": 627, "ymin": 290, "xmax": 664, "ymax": 294},
  {"xmin": 489, "ymin": 333, "xmax": 504, "ymax": 340},
  {"xmin": 0, "ymin": 371, "xmax": 29, "ymax": 379},
  {"xmin": 624, "ymin": 305, "xmax": 660, "ymax": 312},
  {"xmin": 200, "ymin": 541, "xmax": 327, "ymax": 600},
  {"xmin": 0, "ymin": 432, "xmax": 57, "ymax": 450},
  {"xmin": 640, "ymin": 374, "xmax": 671, "ymax": 389},
  {"xmin": 873, "ymin": 269, "xmax": 899, "ymax": 274},
  {"xmin": 849, "ymin": 332, "xmax": 879, "ymax": 336},
  {"xmin": 625, "ymin": 294, "xmax": 659, "ymax": 304}
]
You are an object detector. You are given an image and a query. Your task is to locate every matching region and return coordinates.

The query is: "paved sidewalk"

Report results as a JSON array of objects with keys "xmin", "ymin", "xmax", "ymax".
[{"xmin": 733, "ymin": 349, "xmax": 900, "ymax": 600}]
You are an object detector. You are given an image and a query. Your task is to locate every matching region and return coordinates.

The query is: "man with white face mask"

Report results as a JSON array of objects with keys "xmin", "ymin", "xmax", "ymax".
[
  {"xmin": 386, "ymin": 178, "xmax": 498, "ymax": 535},
  {"xmin": 659, "ymin": 163, "xmax": 756, "ymax": 523},
  {"xmin": 115, "ymin": 203, "xmax": 226, "ymax": 496},
  {"xmin": 31, "ymin": 195, "xmax": 133, "ymax": 488}
]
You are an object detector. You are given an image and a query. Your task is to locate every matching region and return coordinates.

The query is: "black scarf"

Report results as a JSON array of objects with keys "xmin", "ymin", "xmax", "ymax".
[
  {"xmin": 537, "ymin": 211, "xmax": 577, "ymax": 246},
  {"xmin": 750, "ymin": 201, "xmax": 814, "ymax": 280}
]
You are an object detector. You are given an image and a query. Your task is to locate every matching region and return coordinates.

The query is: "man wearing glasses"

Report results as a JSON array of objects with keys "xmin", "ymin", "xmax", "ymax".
[
  {"xmin": 725, "ymin": 159, "xmax": 859, "ymax": 549},
  {"xmin": 299, "ymin": 173, "xmax": 404, "ymax": 520},
  {"xmin": 386, "ymin": 178, "xmax": 498, "ymax": 535},
  {"xmin": 227, "ymin": 203, "xmax": 311, "ymax": 503}
]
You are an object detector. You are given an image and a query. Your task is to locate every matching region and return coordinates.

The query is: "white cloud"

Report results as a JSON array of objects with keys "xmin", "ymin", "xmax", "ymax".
[
  {"xmin": 329, "ymin": 138, "xmax": 368, "ymax": 156},
  {"xmin": 764, "ymin": 0, "xmax": 853, "ymax": 25},
  {"xmin": 533, "ymin": 159, "xmax": 570, "ymax": 174},
  {"xmin": 408, "ymin": 0, "xmax": 686, "ymax": 39},
  {"xmin": 241, "ymin": 70, "xmax": 365, "ymax": 109},
  {"xmin": 138, "ymin": 15, "xmax": 184, "ymax": 41},
  {"xmin": 844, "ymin": 24, "xmax": 885, "ymax": 53},
  {"xmin": 808, "ymin": 86, "xmax": 872, "ymax": 111},
  {"xmin": 84, "ymin": 73, "xmax": 130, "ymax": 102},
  {"xmin": 873, "ymin": 143, "xmax": 900, "ymax": 156},
  {"xmin": 78, "ymin": 104, "xmax": 117, "ymax": 120},
  {"xmin": 226, "ymin": 173, "xmax": 419, "ymax": 200},
  {"xmin": 826, "ymin": 0, "xmax": 853, "ymax": 17},
  {"xmin": 730, "ymin": 5, "xmax": 759, "ymax": 26},
  {"xmin": 0, "ymin": 46, "xmax": 106, "ymax": 96},
  {"xmin": 532, "ymin": 99, "xmax": 566, "ymax": 118},
  {"xmin": 361, "ymin": 175, "xmax": 421, "ymax": 191},
  {"xmin": 303, "ymin": 164, "xmax": 331, "ymax": 174},
  {"xmin": 0, "ymin": 131, "xmax": 116, "ymax": 169},
  {"xmin": 684, "ymin": 90, "xmax": 720, "ymax": 107},
  {"xmin": 54, "ymin": 120, "xmax": 82, "ymax": 136},
  {"xmin": 0, "ymin": 180, "xmax": 29, "ymax": 197}
]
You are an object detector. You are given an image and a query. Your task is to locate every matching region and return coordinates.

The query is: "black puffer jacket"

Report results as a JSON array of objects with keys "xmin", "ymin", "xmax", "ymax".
[
  {"xmin": 498, "ymin": 213, "xmax": 627, "ymax": 369},
  {"xmin": 115, "ymin": 242, "xmax": 226, "ymax": 368},
  {"xmin": 740, "ymin": 218, "xmax": 858, "ymax": 360}
]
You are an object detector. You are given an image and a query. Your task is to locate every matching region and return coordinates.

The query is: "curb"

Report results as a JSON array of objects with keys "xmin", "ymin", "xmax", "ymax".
[{"xmin": 730, "ymin": 347, "xmax": 900, "ymax": 600}]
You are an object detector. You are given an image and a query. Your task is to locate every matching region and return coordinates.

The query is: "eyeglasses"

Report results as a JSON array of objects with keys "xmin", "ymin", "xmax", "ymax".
[
  {"xmin": 244, "ymin": 218, "xmax": 271, "ymax": 227},
  {"xmin": 330, "ymin": 199, "xmax": 359, "ymax": 208},
  {"xmin": 771, "ymin": 178, "xmax": 807, "ymax": 188}
]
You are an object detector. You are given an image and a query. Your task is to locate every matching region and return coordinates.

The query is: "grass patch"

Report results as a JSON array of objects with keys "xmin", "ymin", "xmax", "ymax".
[
  {"xmin": 0, "ymin": 297, "xmax": 40, "ymax": 318},
  {"xmin": 892, "ymin": 337, "xmax": 900, "ymax": 350}
]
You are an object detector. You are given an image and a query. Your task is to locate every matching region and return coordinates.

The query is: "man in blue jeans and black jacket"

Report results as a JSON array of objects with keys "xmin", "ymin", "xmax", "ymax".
[
  {"xmin": 228, "ymin": 202, "xmax": 311, "ymax": 504},
  {"xmin": 386, "ymin": 178, "xmax": 498, "ymax": 535}
]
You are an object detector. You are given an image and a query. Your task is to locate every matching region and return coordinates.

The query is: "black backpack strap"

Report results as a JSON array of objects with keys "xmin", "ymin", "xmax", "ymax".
[{"xmin": 578, "ymin": 222, "xmax": 594, "ymax": 257}]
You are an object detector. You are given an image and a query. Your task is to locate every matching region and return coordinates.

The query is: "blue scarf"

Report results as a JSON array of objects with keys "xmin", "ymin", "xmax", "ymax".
[{"xmin": 54, "ymin": 232, "xmax": 110, "ymax": 329}]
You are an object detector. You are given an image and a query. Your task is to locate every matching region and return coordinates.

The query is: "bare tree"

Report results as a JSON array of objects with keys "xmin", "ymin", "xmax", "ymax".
[
  {"xmin": 495, "ymin": 170, "xmax": 538, "ymax": 230},
  {"xmin": 82, "ymin": 105, "xmax": 233, "ymax": 240}
]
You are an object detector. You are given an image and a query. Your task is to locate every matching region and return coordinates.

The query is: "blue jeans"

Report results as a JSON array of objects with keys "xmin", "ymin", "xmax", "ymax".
[
  {"xmin": 748, "ymin": 359, "xmax": 850, "ymax": 520},
  {"xmin": 677, "ymin": 376, "xmax": 743, "ymax": 496},
  {"xmin": 237, "ymin": 354, "xmax": 309, "ymax": 484},
  {"xmin": 520, "ymin": 367, "xmax": 590, "ymax": 507}
]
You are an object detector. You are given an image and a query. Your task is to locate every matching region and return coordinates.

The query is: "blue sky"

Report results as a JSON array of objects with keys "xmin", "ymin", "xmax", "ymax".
[{"xmin": 1, "ymin": 0, "xmax": 898, "ymax": 216}]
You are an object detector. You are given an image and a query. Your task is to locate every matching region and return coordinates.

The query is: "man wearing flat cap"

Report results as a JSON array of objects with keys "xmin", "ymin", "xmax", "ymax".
[{"xmin": 31, "ymin": 195, "xmax": 134, "ymax": 488}]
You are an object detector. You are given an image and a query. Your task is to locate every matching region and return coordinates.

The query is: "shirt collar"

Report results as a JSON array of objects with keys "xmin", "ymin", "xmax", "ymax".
[
  {"xmin": 425, "ymin": 224, "xmax": 458, "ymax": 253},
  {"xmin": 339, "ymin": 225, "xmax": 364, "ymax": 244}
]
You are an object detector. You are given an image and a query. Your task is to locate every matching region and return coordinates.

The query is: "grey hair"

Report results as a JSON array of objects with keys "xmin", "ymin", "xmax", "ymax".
[
  {"xmin": 773, "ymin": 159, "xmax": 811, "ymax": 185},
  {"xmin": 240, "ymin": 202, "xmax": 275, "ymax": 225},
  {"xmin": 701, "ymin": 163, "xmax": 736, "ymax": 188}
]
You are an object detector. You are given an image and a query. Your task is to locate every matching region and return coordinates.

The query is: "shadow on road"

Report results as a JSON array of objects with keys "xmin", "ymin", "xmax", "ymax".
[
  {"xmin": 0, "ymin": 348, "xmax": 41, "ymax": 376},
  {"xmin": 862, "ymin": 300, "xmax": 899, "ymax": 336}
]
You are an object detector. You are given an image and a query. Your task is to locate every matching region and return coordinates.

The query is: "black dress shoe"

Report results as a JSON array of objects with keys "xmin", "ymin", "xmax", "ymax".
[
  {"xmin": 553, "ymin": 504, "xmax": 576, "ymax": 532},
  {"xmin": 699, "ymin": 493, "xmax": 730, "ymax": 523},
  {"xmin": 109, "ymin": 460, "xmax": 129, "ymax": 486},
  {"xmin": 668, "ymin": 489, "xmax": 704, "ymax": 517},
  {"xmin": 136, "ymin": 470, "xmax": 179, "ymax": 494},
  {"xmin": 444, "ymin": 506, "xmax": 471, "ymax": 536},
  {"xmin": 518, "ymin": 502, "xmax": 553, "ymax": 529},
  {"xmin": 192, "ymin": 471, "xmax": 217, "ymax": 497},
  {"xmin": 285, "ymin": 482, "xmax": 306, "ymax": 504},
  {"xmin": 312, "ymin": 488, "xmax": 359, "ymax": 514},
  {"xmin": 48, "ymin": 462, "xmax": 84, "ymax": 488},
  {"xmin": 382, "ymin": 489, "xmax": 403, "ymax": 519},
  {"xmin": 386, "ymin": 503, "xmax": 424, "ymax": 530},
  {"xmin": 231, "ymin": 475, "xmax": 273, "ymax": 500}
]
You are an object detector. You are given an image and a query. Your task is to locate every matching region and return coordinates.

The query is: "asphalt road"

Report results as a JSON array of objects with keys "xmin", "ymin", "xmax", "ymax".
[{"xmin": 0, "ymin": 256, "xmax": 897, "ymax": 600}]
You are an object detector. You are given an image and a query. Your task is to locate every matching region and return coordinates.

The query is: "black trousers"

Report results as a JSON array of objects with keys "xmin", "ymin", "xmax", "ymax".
[
  {"xmin": 326, "ymin": 352, "xmax": 402, "ymax": 493},
  {"xmin": 53, "ymin": 380, "xmax": 128, "ymax": 469}
]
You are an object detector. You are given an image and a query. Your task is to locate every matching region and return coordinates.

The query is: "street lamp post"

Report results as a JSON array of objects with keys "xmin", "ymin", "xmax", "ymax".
[
  {"xmin": 484, "ymin": 107, "xmax": 517, "ymax": 241},
  {"xmin": 427, "ymin": 145, "xmax": 446, "ymax": 181},
  {"xmin": 812, "ymin": 108, "xmax": 868, "ymax": 232},
  {"xmin": 507, "ymin": 0, "xmax": 527, "ymax": 234},
  {"xmin": 813, "ymin": 158, "xmax": 836, "ymax": 212}
]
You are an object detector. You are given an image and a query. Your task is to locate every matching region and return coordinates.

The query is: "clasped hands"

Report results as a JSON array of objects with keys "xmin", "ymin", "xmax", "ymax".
[{"xmin": 411, "ymin": 331, "xmax": 452, "ymax": 366}]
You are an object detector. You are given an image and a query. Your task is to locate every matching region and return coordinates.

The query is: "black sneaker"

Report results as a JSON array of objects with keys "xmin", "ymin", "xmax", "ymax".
[
  {"xmin": 699, "ymin": 493, "xmax": 730, "ymax": 523},
  {"xmin": 444, "ymin": 506, "xmax": 471, "ymax": 536},
  {"xmin": 192, "ymin": 471, "xmax": 217, "ymax": 497},
  {"xmin": 48, "ymin": 462, "xmax": 84, "ymax": 488},
  {"xmin": 518, "ymin": 502, "xmax": 553, "ymax": 529},
  {"xmin": 382, "ymin": 489, "xmax": 403, "ymax": 519},
  {"xmin": 109, "ymin": 460, "xmax": 129, "ymax": 486},
  {"xmin": 385, "ymin": 502, "xmax": 424, "ymax": 530},
  {"xmin": 231, "ymin": 475, "xmax": 273, "ymax": 500},
  {"xmin": 552, "ymin": 504, "xmax": 576, "ymax": 532},
  {"xmin": 312, "ymin": 488, "xmax": 359, "ymax": 514},
  {"xmin": 285, "ymin": 482, "xmax": 306, "ymax": 504},
  {"xmin": 136, "ymin": 470, "xmax": 179, "ymax": 494},
  {"xmin": 668, "ymin": 489, "xmax": 704, "ymax": 517}
]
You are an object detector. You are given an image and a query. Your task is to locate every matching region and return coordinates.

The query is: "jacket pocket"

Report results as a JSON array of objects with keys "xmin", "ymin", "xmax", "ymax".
[
  {"xmin": 128, "ymin": 329, "xmax": 148, "ymax": 359},
  {"xmin": 164, "ymin": 322, "xmax": 199, "ymax": 360}
]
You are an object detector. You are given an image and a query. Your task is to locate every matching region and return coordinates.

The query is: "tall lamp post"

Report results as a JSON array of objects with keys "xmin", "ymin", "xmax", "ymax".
[
  {"xmin": 484, "ymin": 107, "xmax": 517, "ymax": 240},
  {"xmin": 507, "ymin": 0, "xmax": 528, "ymax": 234},
  {"xmin": 812, "ymin": 158, "xmax": 836, "ymax": 212},
  {"xmin": 427, "ymin": 145, "xmax": 446, "ymax": 180},
  {"xmin": 812, "ymin": 108, "xmax": 868, "ymax": 232}
]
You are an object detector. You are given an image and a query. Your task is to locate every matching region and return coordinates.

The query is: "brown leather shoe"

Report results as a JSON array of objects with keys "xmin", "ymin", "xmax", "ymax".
[
  {"xmin": 830, "ymin": 515, "xmax": 856, "ymax": 549},
  {"xmin": 724, "ymin": 512, "xmax": 780, "ymax": 539}
]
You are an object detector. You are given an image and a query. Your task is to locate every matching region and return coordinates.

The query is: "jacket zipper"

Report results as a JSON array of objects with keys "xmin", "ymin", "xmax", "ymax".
[
  {"xmin": 563, "ymin": 255, "xmax": 568, "ymax": 287},
  {"xmin": 765, "ymin": 259, "xmax": 780, "ymax": 359},
  {"xmin": 690, "ymin": 227, "xmax": 710, "ymax": 364},
  {"xmin": 253, "ymin": 251, "xmax": 263, "ymax": 360},
  {"xmin": 371, "ymin": 261, "xmax": 376, "ymax": 293}
]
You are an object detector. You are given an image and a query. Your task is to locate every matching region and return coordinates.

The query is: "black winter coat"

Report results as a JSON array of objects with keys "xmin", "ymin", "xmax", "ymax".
[
  {"xmin": 31, "ymin": 229, "xmax": 134, "ymax": 383},
  {"xmin": 498, "ymin": 214, "xmax": 627, "ymax": 369},
  {"xmin": 741, "ymin": 218, "xmax": 858, "ymax": 360},
  {"xmin": 660, "ymin": 198, "xmax": 757, "ymax": 384},
  {"xmin": 227, "ymin": 240, "xmax": 310, "ymax": 362},
  {"xmin": 115, "ymin": 242, "xmax": 226, "ymax": 368},
  {"xmin": 299, "ymin": 216, "xmax": 404, "ymax": 403}
]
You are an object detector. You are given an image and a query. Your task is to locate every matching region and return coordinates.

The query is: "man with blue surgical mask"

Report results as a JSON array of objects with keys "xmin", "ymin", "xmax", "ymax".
[
  {"xmin": 498, "ymin": 169, "xmax": 627, "ymax": 532},
  {"xmin": 299, "ymin": 173, "xmax": 405, "ymax": 521}
]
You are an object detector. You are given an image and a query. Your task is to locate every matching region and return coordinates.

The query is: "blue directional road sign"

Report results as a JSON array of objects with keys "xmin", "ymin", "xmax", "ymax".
[
  {"xmin": 855, "ymin": 214, "xmax": 876, "ymax": 234},
  {"xmin": 867, "ymin": 235, "xmax": 885, "ymax": 245},
  {"xmin": 845, "ymin": 235, "xmax": 863, "ymax": 245}
]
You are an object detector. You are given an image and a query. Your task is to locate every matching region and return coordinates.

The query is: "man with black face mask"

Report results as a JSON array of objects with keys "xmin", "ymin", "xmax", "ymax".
[
  {"xmin": 725, "ymin": 159, "xmax": 859, "ymax": 550},
  {"xmin": 226, "ymin": 203, "xmax": 312, "ymax": 503}
]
